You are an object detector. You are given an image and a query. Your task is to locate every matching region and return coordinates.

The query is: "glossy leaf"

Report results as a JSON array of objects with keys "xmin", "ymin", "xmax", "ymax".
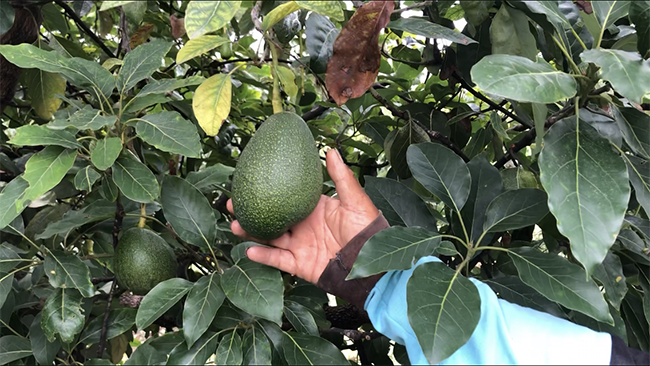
[
  {"xmin": 483, "ymin": 189, "xmax": 549, "ymax": 232},
  {"xmin": 221, "ymin": 258, "xmax": 283, "ymax": 325},
  {"xmin": 299, "ymin": 1, "xmax": 344, "ymax": 22},
  {"xmin": 262, "ymin": 1, "xmax": 300, "ymax": 31},
  {"xmin": 363, "ymin": 176, "xmax": 437, "ymax": 232},
  {"xmin": 136, "ymin": 111, "xmax": 202, "ymax": 157},
  {"xmin": 91, "ymin": 137, "xmax": 122, "ymax": 171},
  {"xmin": 406, "ymin": 142, "xmax": 472, "ymax": 212},
  {"xmin": 135, "ymin": 278, "xmax": 192, "ymax": 330},
  {"xmin": 592, "ymin": 1, "xmax": 631, "ymax": 29},
  {"xmin": 626, "ymin": 155, "xmax": 650, "ymax": 215},
  {"xmin": 0, "ymin": 336, "xmax": 32, "ymax": 365},
  {"xmin": 23, "ymin": 68, "xmax": 66, "ymax": 119},
  {"xmin": 471, "ymin": 54, "xmax": 577, "ymax": 103},
  {"xmin": 592, "ymin": 252, "xmax": 627, "ymax": 310},
  {"xmin": 280, "ymin": 332, "xmax": 348, "ymax": 365},
  {"xmin": 508, "ymin": 247, "xmax": 613, "ymax": 324},
  {"xmin": 384, "ymin": 122, "xmax": 430, "ymax": 179},
  {"xmin": 185, "ymin": 1, "xmax": 241, "ymax": 39},
  {"xmin": 183, "ymin": 273, "xmax": 226, "ymax": 347},
  {"xmin": 539, "ymin": 117, "xmax": 629, "ymax": 276},
  {"xmin": 215, "ymin": 330, "xmax": 243, "ymax": 365},
  {"xmin": 74, "ymin": 166, "xmax": 101, "ymax": 191},
  {"xmin": 186, "ymin": 163, "xmax": 235, "ymax": 193},
  {"xmin": 117, "ymin": 39, "xmax": 172, "ymax": 93},
  {"xmin": 123, "ymin": 344, "xmax": 167, "ymax": 366},
  {"xmin": 23, "ymin": 146, "xmax": 77, "ymax": 201},
  {"xmin": 387, "ymin": 17, "xmax": 476, "ymax": 45},
  {"xmin": 349, "ymin": 226, "xmax": 441, "ymax": 279},
  {"xmin": 41, "ymin": 288, "xmax": 85, "ymax": 343},
  {"xmin": 242, "ymin": 327, "xmax": 272, "ymax": 365},
  {"xmin": 407, "ymin": 261, "xmax": 481, "ymax": 365},
  {"xmin": 491, "ymin": 4, "xmax": 537, "ymax": 60},
  {"xmin": 36, "ymin": 199, "xmax": 116, "ymax": 239},
  {"xmin": 112, "ymin": 152, "xmax": 160, "ymax": 203},
  {"xmin": 137, "ymin": 76, "xmax": 205, "ymax": 96},
  {"xmin": 611, "ymin": 106, "xmax": 650, "ymax": 160},
  {"xmin": 48, "ymin": 106, "xmax": 117, "ymax": 131},
  {"xmin": 167, "ymin": 331, "xmax": 220, "ymax": 365},
  {"xmin": 30, "ymin": 313, "xmax": 60, "ymax": 366},
  {"xmin": 78, "ymin": 308, "xmax": 136, "ymax": 345},
  {"xmin": 305, "ymin": 13, "xmax": 339, "ymax": 74},
  {"xmin": 177, "ymin": 35, "xmax": 230, "ymax": 64},
  {"xmin": 460, "ymin": 156, "xmax": 503, "ymax": 245},
  {"xmin": 44, "ymin": 250, "xmax": 95, "ymax": 297},
  {"xmin": 485, "ymin": 276, "xmax": 565, "ymax": 319},
  {"xmin": 284, "ymin": 300, "xmax": 318, "ymax": 336},
  {"xmin": 617, "ymin": 229, "xmax": 650, "ymax": 264},
  {"xmin": 161, "ymin": 176, "xmax": 217, "ymax": 249},
  {"xmin": 630, "ymin": 1, "xmax": 650, "ymax": 58},
  {"xmin": 193, "ymin": 73, "xmax": 231, "ymax": 136},
  {"xmin": 0, "ymin": 177, "xmax": 30, "ymax": 230},
  {"xmin": 580, "ymin": 49, "xmax": 650, "ymax": 104}
]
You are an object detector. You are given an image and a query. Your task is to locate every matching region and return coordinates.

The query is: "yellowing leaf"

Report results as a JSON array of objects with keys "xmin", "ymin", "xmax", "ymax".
[
  {"xmin": 176, "ymin": 35, "xmax": 230, "ymax": 64},
  {"xmin": 299, "ymin": 1, "xmax": 344, "ymax": 21},
  {"xmin": 192, "ymin": 74, "xmax": 231, "ymax": 136},
  {"xmin": 262, "ymin": 1, "xmax": 301, "ymax": 31},
  {"xmin": 185, "ymin": 1, "xmax": 240, "ymax": 39},
  {"xmin": 24, "ymin": 69, "xmax": 65, "ymax": 119},
  {"xmin": 277, "ymin": 66, "xmax": 297, "ymax": 103}
]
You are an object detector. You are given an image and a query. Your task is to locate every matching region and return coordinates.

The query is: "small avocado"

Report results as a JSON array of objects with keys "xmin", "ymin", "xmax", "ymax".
[
  {"xmin": 232, "ymin": 112, "xmax": 323, "ymax": 240},
  {"xmin": 114, "ymin": 227, "xmax": 177, "ymax": 294}
]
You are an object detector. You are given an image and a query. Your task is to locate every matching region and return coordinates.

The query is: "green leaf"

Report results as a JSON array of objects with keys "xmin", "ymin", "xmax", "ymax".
[
  {"xmin": 91, "ymin": 137, "xmax": 122, "ymax": 171},
  {"xmin": 48, "ymin": 106, "xmax": 118, "ymax": 131},
  {"xmin": 0, "ymin": 243, "xmax": 24, "ymax": 274},
  {"xmin": 299, "ymin": 1, "xmax": 345, "ymax": 22},
  {"xmin": 177, "ymin": 35, "xmax": 230, "ymax": 64},
  {"xmin": 242, "ymin": 327, "xmax": 272, "ymax": 365},
  {"xmin": 186, "ymin": 163, "xmax": 235, "ymax": 193},
  {"xmin": 30, "ymin": 313, "xmax": 61, "ymax": 366},
  {"xmin": 74, "ymin": 166, "xmax": 101, "ymax": 191},
  {"xmin": 123, "ymin": 344, "xmax": 167, "ymax": 366},
  {"xmin": 215, "ymin": 330, "xmax": 243, "ymax": 365},
  {"xmin": 99, "ymin": 1, "xmax": 135, "ymax": 11},
  {"xmin": 135, "ymin": 278, "xmax": 192, "ymax": 330},
  {"xmin": 221, "ymin": 259, "xmax": 283, "ymax": 325},
  {"xmin": 617, "ymin": 229, "xmax": 650, "ymax": 264},
  {"xmin": 23, "ymin": 68, "xmax": 66, "ymax": 119},
  {"xmin": 349, "ymin": 227, "xmax": 441, "ymax": 279},
  {"xmin": 387, "ymin": 18, "xmax": 476, "ymax": 45},
  {"xmin": 78, "ymin": 308, "xmax": 136, "ymax": 345},
  {"xmin": 0, "ymin": 1, "xmax": 14, "ymax": 34},
  {"xmin": 262, "ymin": 1, "xmax": 301, "ymax": 31},
  {"xmin": 406, "ymin": 142, "xmax": 472, "ymax": 212},
  {"xmin": 592, "ymin": 1, "xmax": 630, "ymax": 29},
  {"xmin": 363, "ymin": 176, "xmax": 437, "ymax": 232},
  {"xmin": 385, "ymin": 122, "xmax": 431, "ymax": 179},
  {"xmin": 284, "ymin": 300, "xmax": 318, "ymax": 336},
  {"xmin": 491, "ymin": 4, "xmax": 538, "ymax": 61},
  {"xmin": 460, "ymin": 1, "xmax": 492, "ymax": 26},
  {"xmin": 0, "ymin": 336, "xmax": 32, "ymax": 365},
  {"xmin": 592, "ymin": 252, "xmax": 627, "ymax": 310},
  {"xmin": 10, "ymin": 125, "xmax": 81, "ymax": 149},
  {"xmin": 580, "ymin": 49, "xmax": 650, "ymax": 104},
  {"xmin": 136, "ymin": 111, "xmax": 202, "ymax": 157},
  {"xmin": 183, "ymin": 273, "xmax": 226, "ymax": 348},
  {"xmin": 185, "ymin": 1, "xmax": 241, "ymax": 39},
  {"xmin": 406, "ymin": 261, "xmax": 481, "ymax": 365},
  {"xmin": 117, "ymin": 39, "xmax": 172, "ymax": 93},
  {"xmin": 508, "ymin": 247, "xmax": 613, "ymax": 324},
  {"xmin": 23, "ymin": 146, "xmax": 77, "ymax": 201},
  {"xmin": 161, "ymin": 176, "xmax": 217, "ymax": 249},
  {"xmin": 484, "ymin": 276, "xmax": 566, "ymax": 319},
  {"xmin": 36, "ymin": 199, "xmax": 115, "ymax": 239},
  {"xmin": 112, "ymin": 152, "xmax": 160, "ymax": 203},
  {"xmin": 0, "ymin": 272, "xmax": 13, "ymax": 312},
  {"xmin": 539, "ymin": 117, "xmax": 630, "ymax": 276},
  {"xmin": 280, "ymin": 332, "xmax": 348, "ymax": 365},
  {"xmin": 41, "ymin": 288, "xmax": 85, "ymax": 343},
  {"xmin": 629, "ymin": 1, "xmax": 650, "ymax": 58},
  {"xmin": 471, "ymin": 54, "xmax": 577, "ymax": 103},
  {"xmin": 44, "ymin": 250, "xmax": 95, "ymax": 297},
  {"xmin": 626, "ymin": 155, "xmax": 650, "ymax": 215},
  {"xmin": 100, "ymin": 176, "xmax": 119, "ymax": 202},
  {"xmin": 0, "ymin": 177, "xmax": 30, "ymax": 230},
  {"xmin": 305, "ymin": 14, "xmax": 339, "ymax": 74},
  {"xmin": 460, "ymin": 156, "xmax": 503, "ymax": 245},
  {"xmin": 571, "ymin": 303, "xmax": 628, "ymax": 343},
  {"xmin": 611, "ymin": 106, "xmax": 650, "ymax": 160},
  {"xmin": 483, "ymin": 189, "xmax": 549, "ymax": 232},
  {"xmin": 137, "ymin": 76, "xmax": 205, "ymax": 97},
  {"xmin": 167, "ymin": 331, "xmax": 221, "ymax": 365},
  {"xmin": 193, "ymin": 73, "xmax": 232, "ymax": 136}
]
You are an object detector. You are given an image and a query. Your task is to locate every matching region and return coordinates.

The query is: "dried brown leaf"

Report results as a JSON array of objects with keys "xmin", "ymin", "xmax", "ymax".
[
  {"xmin": 325, "ymin": 1, "xmax": 395, "ymax": 106},
  {"xmin": 129, "ymin": 23, "xmax": 155, "ymax": 49},
  {"xmin": 170, "ymin": 14, "xmax": 186, "ymax": 39}
]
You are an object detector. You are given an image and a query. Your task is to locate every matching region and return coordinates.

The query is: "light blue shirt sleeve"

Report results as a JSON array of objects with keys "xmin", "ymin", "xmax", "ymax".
[{"xmin": 364, "ymin": 256, "xmax": 613, "ymax": 365}]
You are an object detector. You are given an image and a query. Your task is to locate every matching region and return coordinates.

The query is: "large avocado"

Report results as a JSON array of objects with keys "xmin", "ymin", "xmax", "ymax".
[
  {"xmin": 114, "ymin": 227, "xmax": 177, "ymax": 294},
  {"xmin": 232, "ymin": 112, "xmax": 323, "ymax": 240}
]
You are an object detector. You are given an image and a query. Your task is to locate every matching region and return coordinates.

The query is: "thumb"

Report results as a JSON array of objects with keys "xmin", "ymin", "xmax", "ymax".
[{"xmin": 326, "ymin": 149, "xmax": 374, "ymax": 209}]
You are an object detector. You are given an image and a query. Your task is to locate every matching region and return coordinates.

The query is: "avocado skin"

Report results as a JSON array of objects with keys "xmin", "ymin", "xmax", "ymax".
[
  {"xmin": 114, "ymin": 227, "xmax": 177, "ymax": 295},
  {"xmin": 232, "ymin": 112, "xmax": 323, "ymax": 240}
]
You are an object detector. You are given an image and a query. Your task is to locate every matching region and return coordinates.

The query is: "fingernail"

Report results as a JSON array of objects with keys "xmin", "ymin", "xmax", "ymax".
[{"xmin": 245, "ymin": 248, "xmax": 251, "ymax": 258}]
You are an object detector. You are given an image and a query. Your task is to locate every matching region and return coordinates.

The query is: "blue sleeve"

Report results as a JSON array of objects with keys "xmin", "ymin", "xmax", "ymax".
[{"xmin": 364, "ymin": 256, "xmax": 613, "ymax": 365}]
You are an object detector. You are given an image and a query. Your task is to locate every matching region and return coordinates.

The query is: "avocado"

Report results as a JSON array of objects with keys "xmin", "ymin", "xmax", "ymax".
[
  {"xmin": 231, "ymin": 112, "xmax": 323, "ymax": 240},
  {"xmin": 114, "ymin": 227, "xmax": 177, "ymax": 294}
]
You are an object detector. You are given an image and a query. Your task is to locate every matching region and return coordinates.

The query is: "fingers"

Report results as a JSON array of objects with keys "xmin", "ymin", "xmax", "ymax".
[
  {"xmin": 227, "ymin": 199, "xmax": 234, "ymax": 215},
  {"xmin": 325, "ymin": 149, "xmax": 376, "ymax": 210},
  {"xmin": 246, "ymin": 246, "xmax": 297, "ymax": 274},
  {"xmin": 230, "ymin": 220, "xmax": 270, "ymax": 245}
]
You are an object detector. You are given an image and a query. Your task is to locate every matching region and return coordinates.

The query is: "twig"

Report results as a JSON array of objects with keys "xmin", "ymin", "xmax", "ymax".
[
  {"xmin": 96, "ymin": 280, "xmax": 116, "ymax": 357},
  {"xmin": 53, "ymin": 0, "xmax": 115, "ymax": 58},
  {"xmin": 91, "ymin": 276, "xmax": 115, "ymax": 284},
  {"xmin": 393, "ymin": 0, "xmax": 433, "ymax": 14},
  {"xmin": 111, "ymin": 199, "xmax": 124, "ymax": 248},
  {"xmin": 589, "ymin": 83, "xmax": 612, "ymax": 96},
  {"xmin": 320, "ymin": 327, "xmax": 383, "ymax": 342},
  {"xmin": 302, "ymin": 104, "xmax": 329, "ymax": 121},
  {"xmin": 369, "ymin": 87, "xmax": 470, "ymax": 162},
  {"xmin": 251, "ymin": 1, "xmax": 263, "ymax": 33}
]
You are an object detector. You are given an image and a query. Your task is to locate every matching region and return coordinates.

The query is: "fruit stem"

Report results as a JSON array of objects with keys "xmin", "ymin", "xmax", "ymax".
[
  {"xmin": 138, "ymin": 204, "xmax": 146, "ymax": 228},
  {"xmin": 268, "ymin": 36, "xmax": 283, "ymax": 114}
]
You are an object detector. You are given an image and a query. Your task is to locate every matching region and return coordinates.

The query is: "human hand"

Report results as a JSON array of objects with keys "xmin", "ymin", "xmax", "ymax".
[{"xmin": 227, "ymin": 149, "xmax": 379, "ymax": 284}]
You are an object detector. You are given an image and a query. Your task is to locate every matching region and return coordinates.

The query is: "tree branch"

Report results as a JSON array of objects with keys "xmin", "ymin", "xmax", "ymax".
[
  {"xmin": 111, "ymin": 199, "xmax": 124, "ymax": 248},
  {"xmin": 96, "ymin": 280, "xmax": 116, "ymax": 357},
  {"xmin": 393, "ymin": 1, "xmax": 433, "ymax": 14},
  {"xmin": 53, "ymin": 0, "xmax": 115, "ymax": 58}
]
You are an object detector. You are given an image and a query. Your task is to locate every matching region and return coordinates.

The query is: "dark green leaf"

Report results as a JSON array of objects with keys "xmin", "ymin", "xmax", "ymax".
[
  {"xmin": 0, "ymin": 243, "xmax": 23, "ymax": 274},
  {"xmin": 617, "ymin": 229, "xmax": 650, "ymax": 264},
  {"xmin": 135, "ymin": 278, "xmax": 193, "ymax": 330},
  {"xmin": 387, "ymin": 17, "xmax": 476, "ymax": 45},
  {"xmin": 0, "ymin": 336, "xmax": 31, "ymax": 365},
  {"xmin": 136, "ymin": 111, "xmax": 202, "ymax": 157},
  {"xmin": 485, "ymin": 276, "xmax": 566, "ymax": 318},
  {"xmin": 580, "ymin": 49, "xmax": 650, "ymax": 104},
  {"xmin": 284, "ymin": 300, "xmax": 318, "ymax": 336},
  {"xmin": 406, "ymin": 142, "xmax": 472, "ymax": 212},
  {"xmin": 78, "ymin": 308, "xmax": 136, "ymax": 345},
  {"xmin": 123, "ymin": 344, "xmax": 167, "ymax": 366},
  {"xmin": 91, "ymin": 137, "xmax": 122, "ymax": 171},
  {"xmin": 166, "ymin": 331, "xmax": 220, "ymax": 365},
  {"xmin": 626, "ymin": 156, "xmax": 650, "ymax": 215},
  {"xmin": 183, "ymin": 273, "xmax": 226, "ymax": 347},
  {"xmin": 41, "ymin": 288, "xmax": 85, "ymax": 343},
  {"xmin": 221, "ymin": 259, "xmax": 283, "ymax": 325},
  {"xmin": 0, "ymin": 272, "xmax": 13, "ymax": 312},
  {"xmin": 117, "ymin": 39, "xmax": 171, "ymax": 93},
  {"xmin": 461, "ymin": 156, "xmax": 503, "ymax": 245},
  {"xmin": 242, "ymin": 327, "xmax": 272, "ymax": 365},
  {"xmin": 385, "ymin": 122, "xmax": 430, "ymax": 179},
  {"xmin": 49, "ymin": 106, "xmax": 118, "ymax": 131},
  {"xmin": 100, "ymin": 176, "xmax": 119, "ymax": 202},
  {"xmin": 36, "ymin": 199, "xmax": 116, "ymax": 239},
  {"xmin": 0, "ymin": 177, "xmax": 30, "ymax": 230},
  {"xmin": 186, "ymin": 164, "xmax": 235, "ymax": 193},
  {"xmin": 570, "ymin": 304, "xmax": 628, "ymax": 343},
  {"xmin": 161, "ymin": 176, "xmax": 217, "ymax": 249},
  {"xmin": 30, "ymin": 313, "xmax": 60, "ymax": 366},
  {"xmin": 9, "ymin": 125, "xmax": 81, "ymax": 149},
  {"xmin": 112, "ymin": 152, "xmax": 160, "ymax": 203},
  {"xmin": 508, "ymin": 247, "xmax": 613, "ymax": 324},
  {"xmin": 280, "ymin": 332, "xmax": 348, "ymax": 365},
  {"xmin": 491, "ymin": 4, "xmax": 538, "ymax": 60},
  {"xmin": 305, "ymin": 13, "xmax": 339, "ymax": 74},
  {"xmin": 483, "ymin": 189, "xmax": 549, "ymax": 232},
  {"xmin": 0, "ymin": 1, "xmax": 14, "ymax": 34},
  {"xmin": 215, "ymin": 330, "xmax": 243, "ymax": 365},
  {"xmin": 138, "ymin": 76, "xmax": 205, "ymax": 96},
  {"xmin": 349, "ymin": 227, "xmax": 441, "ymax": 279},
  {"xmin": 74, "ymin": 166, "xmax": 101, "ymax": 191},
  {"xmin": 592, "ymin": 252, "xmax": 627, "ymax": 310},
  {"xmin": 592, "ymin": 1, "xmax": 630, "ymax": 29},
  {"xmin": 630, "ymin": 1, "xmax": 650, "ymax": 58},
  {"xmin": 44, "ymin": 250, "xmax": 95, "ymax": 297},
  {"xmin": 23, "ymin": 146, "xmax": 77, "ymax": 202},
  {"xmin": 407, "ymin": 261, "xmax": 481, "ymax": 365},
  {"xmin": 624, "ymin": 215, "xmax": 650, "ymax": 241},
  {"xmin": 185, "ymin": 1, "xmax": 241, "ymax": 39},
  {"xmin": 460, "ymin": 1, "xmax": 492, "ymax": 26},
  {"xmin": 621, "ymin": 288, "xmax": 650, "ymax": 352},
  {"xmin": 611, "ymin": 106, "xmax": 650, "ymax": 160}
]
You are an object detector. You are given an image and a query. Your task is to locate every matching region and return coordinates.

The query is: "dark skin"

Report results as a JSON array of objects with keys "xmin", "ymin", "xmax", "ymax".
[{"xmin": 227, "ymin": 149, "xmax": 380, "ymax": 284}]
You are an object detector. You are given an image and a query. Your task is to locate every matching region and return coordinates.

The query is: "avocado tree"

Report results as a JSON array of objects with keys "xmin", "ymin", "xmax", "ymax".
[{"xmin": 0, "ymin": 0, "xmax": 649, "ymax": 364}]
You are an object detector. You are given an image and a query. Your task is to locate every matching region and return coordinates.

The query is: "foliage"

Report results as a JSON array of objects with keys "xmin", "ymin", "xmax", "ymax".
[{"xmin": 0, "ymin": 0, "xmax": 649, "ymax": 365}]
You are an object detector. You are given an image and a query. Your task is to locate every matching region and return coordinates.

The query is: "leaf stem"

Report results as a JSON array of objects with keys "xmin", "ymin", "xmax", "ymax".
[
  {"xmin": 7, "ymin": 224, "xmax": 42, "ymax": 253},
  {"xmin": 138, "ymin": 204, "xmax": 146, "ymax": 228},
  {"xmin": 551, "ymin": 34, "xmax": 581, "ymax": 74}
]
